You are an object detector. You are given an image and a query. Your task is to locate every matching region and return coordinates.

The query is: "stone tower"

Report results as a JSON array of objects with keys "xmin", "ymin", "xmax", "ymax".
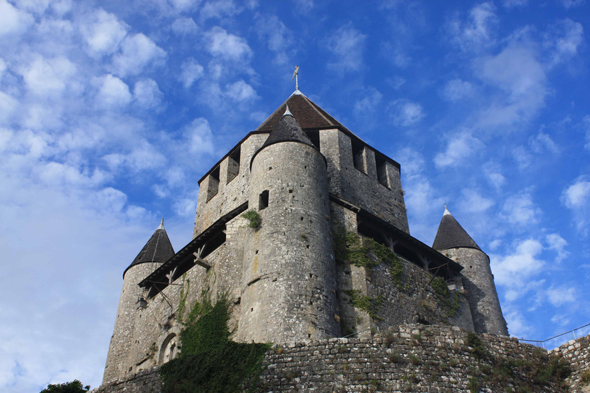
[
  {"xmin": 433, "ymin": 206, "xmax": 508, "ymax": 336},
  {"xmin": 103, "ymin": 220, "xmax": 175, "ymax": 383},
  {"xmin": 237, "ymin": 106, "xmax": 339, "ymax": 343}
]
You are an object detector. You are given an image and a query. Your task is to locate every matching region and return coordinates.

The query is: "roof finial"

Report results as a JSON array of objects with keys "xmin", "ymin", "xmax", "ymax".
[
  {"xmin": 158, "ymin": 218, "xmax": 165, "ymax": 230},
  {"xmin": 443, "ymin": 204, "xmax": 451, "ymax": 216},
  {"xmin": 283, "ymin": 104, "xmax": 293, "ymax": 117},
  {"xmin": 291, "ymin": 65, "xmax": 300, "ymax": 93}
]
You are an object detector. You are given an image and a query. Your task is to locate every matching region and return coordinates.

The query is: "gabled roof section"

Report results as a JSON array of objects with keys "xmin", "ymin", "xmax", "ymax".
[
  {"xmin": 124, "ymin": 219, "xmax": 175, "ymax": 278},
  {"xmin": 432, "ymin": 207, "xmax": 481, "ymax": 251},
  {"xmin": 256, "ymin": 91, "xmax": 352, "ymax": 133}
]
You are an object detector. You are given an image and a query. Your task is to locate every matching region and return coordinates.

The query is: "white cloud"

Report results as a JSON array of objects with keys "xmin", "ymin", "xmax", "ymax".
[
  {"xmin": 205, "ymin": 27, "xmax": 252, "ymax": 61},
  {"xmin": 491, "ymin": 238, "xmax": 544, "ymax": 292},
  {"xmin": 0, "ymin": 0, "xmax": 34, "ymax": 36},
  {"xmin": 179, "ymin": 58, "xmax": 204, "ymax": 88},
  {"xmin": 171, "ymin": 17, "xmax": 198, "ymax": 35},
  {"xmin": 396, "ymin": 147, "xmax": 425, "ymax": 179},
  {"xmin": 544, "ymin": 19, "xmax": 584, "ymax": 67},
  {"xmin": 448, "ymin": 2, "xmax": 497, "ymax": 52},
  {"xmin": 441, "ymin": 78, "xmax": 475, "ymax": 102},
  {"xmin": 484, "ymin": 162, "xmax": 506, "ymax": 189},
  {"xmin": 102, "ymin": 140, "xmax": 166, "ymax": 172},
  {"xmin": 0, "ymin": 92, "xmax": 18, "ymax": 125},
  {"xmin": 111, "ymin": 33, "xmax": 166, "ymax": 77},
  {"xmin": 562, "ymin": 178, "xmax": 590, "ymax": 208},
  {"xmin": 512, "ymin": 145, "xmax": 533, "ymax": 170},
  {"xmin": 389, "ymin": 99, "xmax": 424, "ymax": 127},
  {"xmin": 173, "ymin": 197, "xmax": 197, "ymax": 217},
  {"xmin": 133, "ymin": 79, "xmax": 163, "ymax": 109},
  {"xmin": 560, "ymin": 0, "xmax": 585, "ymax": 8},
  {"xmin": 19, "ymin": 55, "xmax": 77, "ymax": 97},
  {"xmin": 200, "ymin": 0, "xmax": 240, "ymax": 20},
  {"xmin": 225, "ymin": 80, "xmax": 257, "ymax": 102},
  {"xmin": 475, "ymin": 44, "xmax": 548, "ymax": 129},
  {"xmin": 169, "ymin": 0, "xmax": 200, "ymax": 12},
  {"xmin": 184, "ymin": 118, "xmax": 214, "ymax": 155},
  {"xmin": 578, "ymin": 115, "xmax": 590, "ymax": 151},
  {"xmin": 354, "ymin": 88, "xmax": 382, "ymax": 117},
  {"xmin": 502, "ymin": 191, "xmax": 541, "ymax": 226},
  {"xmin": 530, "ymin": 132, "xmax": 559, "ymax": 155},
  {"xmin": 503, "ymin": 0, "xmax": 528, "ymax": 6},
  {"xmin": 254, "ymin": 13, "xmax": 292, "ymax": 65},
  {"xmin": 546, "ymin": 233, "xmax": 569, "ymax": 263},
  {"xmin": 80, "ymin": 8, "xmax": 128, "ymax": 57},
  {"xmin": 95, "ymin": 74, "xmax": 132, "ymax": 108},
  {"xmin": 561, "ymin": 177, "xmax": 590, "ymax": 232},
  {"xmin": 460, "ymin": 188, "xmax": 495, "ymax": 213},
  {"xmin": 326, "ymin": 22, "xmax": 366, "ymax": 73},
  {"xmin": 547, "ymin": 285, "xmax": 577, "ymax": 306},
  {"xmin": 434, "ymin": 131, "xmax": 482, "ymax": 168}
]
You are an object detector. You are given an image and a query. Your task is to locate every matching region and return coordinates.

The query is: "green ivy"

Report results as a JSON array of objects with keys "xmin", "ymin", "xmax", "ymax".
[
  {"xmin": 177, "ymin": 275, "xmax": 190, "ymax": 323},
  {"xmin": 241, "ymin": 210, "xmax": 261, "ymax": 229},
  {"xmin": 159, "ymin": 294, "xmax": 270, "ymax": 393},
  {"xmin": 344, "ymin": 289, "xmax": 384, "ymax": 320},
  {"xmin": 431, "ymin": 277, "xmax": 461, "ymax": 318}
]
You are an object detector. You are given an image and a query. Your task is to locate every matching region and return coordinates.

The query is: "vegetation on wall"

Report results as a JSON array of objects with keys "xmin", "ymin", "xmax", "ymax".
[
  {"xmin": 431, "ymin": 277, "xmax": 461, "ymax": 318},
  {"xmin": 176, "ymin": 274, "xmax": 190, "ymax": 323},
  {"xmin": 241, "ymin": 210, "xmax": 261, "ymax": 229},
  {"xmin": 159, "ymin": 294, "xmax": 270, "ymax": 393},
  {"xmin": 343, "ymin": 289, "xmax": 384, "ymax": 320}
]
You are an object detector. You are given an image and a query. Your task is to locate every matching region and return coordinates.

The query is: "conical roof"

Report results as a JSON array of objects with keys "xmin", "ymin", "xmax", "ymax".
[
  {"xmin": 123, "ymin": 219, "xmax": 175, "ymax": 278},
  {"xmin": 256, "ymin": 91, "xmax": 351, "ymax": 133},
  {"xmin": 432, "ymin": 206, "xmax": 481, "ymax": 251},
  {"xmin": 251, "ymin": 105, "xmax": 318, "ymax": 167}
]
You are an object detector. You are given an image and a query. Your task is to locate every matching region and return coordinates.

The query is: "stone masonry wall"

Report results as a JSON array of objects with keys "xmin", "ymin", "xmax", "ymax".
[
  {"xmin": 551, "ymin": 334, "xmax": 590, "ymax": 392},
  {"xmin": 95, "ymin": 325, "xmax": 590, "ymax": 393}
]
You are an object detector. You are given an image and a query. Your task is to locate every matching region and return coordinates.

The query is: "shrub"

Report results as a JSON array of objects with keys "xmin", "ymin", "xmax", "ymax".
[{"xmin": 241, "ymin": 210, "xmax": 261, "ymax": 229}]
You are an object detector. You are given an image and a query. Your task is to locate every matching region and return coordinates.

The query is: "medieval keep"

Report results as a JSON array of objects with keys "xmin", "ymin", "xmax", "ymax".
[{"xmin": 102, "ymin": 89, "xmax": 508, "ymax": 384}]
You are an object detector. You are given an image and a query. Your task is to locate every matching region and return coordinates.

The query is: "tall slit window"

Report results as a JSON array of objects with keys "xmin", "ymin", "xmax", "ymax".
[
  {"xmin": 227, "ymin": 147, "xmax": 240, "ymax": 184},
  {"xmin": 351, "ymin": 138, "xmax": 366, "ymax": 173},
  {"xmin": 259, "ymin": 190, "xmax": 269, "ymax": 210},
  {"xmin": 206, "ymin": 166, "xmax": 220, "ymax": 202},
  {"xmin": 376, "ymin": 154, "xmax": 390, "ymax": 188}
]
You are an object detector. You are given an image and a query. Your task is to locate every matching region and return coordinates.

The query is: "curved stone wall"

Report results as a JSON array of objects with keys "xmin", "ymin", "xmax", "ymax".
[
  {"xmin": 238, "ymin": 141, "xmax": 338, "ymax": 343},
  {"xmin": 444, "ymin": 248, "xmax": 508, "ymax": 336}
]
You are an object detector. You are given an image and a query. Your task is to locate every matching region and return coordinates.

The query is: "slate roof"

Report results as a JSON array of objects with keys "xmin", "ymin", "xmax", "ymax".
[
  {"xmin": 432, "ymin": 207, "xmax": 481, "ymax": 251},
  {"xmin": 124, "ymin": 220, "xmax": 175, "ymax": 278},
  {"xmin": 256, "ymin": 91, "xmax": 352, "ymax": 133}
]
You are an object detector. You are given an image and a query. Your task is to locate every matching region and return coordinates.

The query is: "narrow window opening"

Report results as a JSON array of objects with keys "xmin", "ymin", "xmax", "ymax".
[
  {"xmin": 351, "ymin": 138, "xmax": 366, "ymax": 173},
  {"xmin": 206, "ymin": 166, "xmax": 220, "ymax": 202},
  {"xmin": 259, "ymin": 190, "xmax": 269, "ymax": 210},
  {"xmin": 305, "ymin": 130, "xmax": 320, "ymax": 149},
  {"xmin": 376, "ymin": 153, "xmax": 390, "ymax": 188},
  {"xmin": 226, "ymin": 147, "xmax": 240, "ymax": 184}
]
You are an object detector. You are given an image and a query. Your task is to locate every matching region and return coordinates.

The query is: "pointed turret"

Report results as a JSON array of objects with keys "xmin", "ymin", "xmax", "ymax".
[
  {"xmin": 433, "ymin": 205, "xmax": 480, "ymax": 251},
  {"xmin": 433, "ymin": 206, "xmax": 508, "ymax": 336},
  {"xmin": 123, "ymin": 218, "xmax": 175, "ymax": 278}
]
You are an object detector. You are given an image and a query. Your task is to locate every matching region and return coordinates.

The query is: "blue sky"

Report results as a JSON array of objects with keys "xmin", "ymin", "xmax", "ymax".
[{"xmin": 0, "ymin": 0, "xmax": 589, "ymax": 391}]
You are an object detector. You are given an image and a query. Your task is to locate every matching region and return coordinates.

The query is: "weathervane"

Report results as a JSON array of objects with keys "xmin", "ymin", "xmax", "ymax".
[{"xmin": 291, "ymin": 65, "xmax": 299, "ymax": 91}]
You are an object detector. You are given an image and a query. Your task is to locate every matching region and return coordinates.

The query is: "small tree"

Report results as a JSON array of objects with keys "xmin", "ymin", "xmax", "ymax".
[{"xmin": 40, "ymin": 380, "xmax": 89, "ymax": 393}]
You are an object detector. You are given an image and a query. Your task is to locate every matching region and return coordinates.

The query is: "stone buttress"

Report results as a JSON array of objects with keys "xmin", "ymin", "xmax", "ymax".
[
  {"xmin": 433, "ymin": 207, "xmax": 508, "ymax": 336},
  {"xmin": 236, "ymin": 107, "xmax": 340, "ymax": 343}
]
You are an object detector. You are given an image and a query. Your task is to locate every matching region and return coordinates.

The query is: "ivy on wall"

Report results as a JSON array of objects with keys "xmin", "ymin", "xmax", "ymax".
[{"xmin": 159, "ymin": 294, "xmax": 270, "ymax": 393}]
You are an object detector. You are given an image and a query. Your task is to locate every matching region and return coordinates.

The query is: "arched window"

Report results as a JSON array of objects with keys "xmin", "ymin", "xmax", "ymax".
[{"xmin": 158, "ymin": 333, "xmax": 178, "ymax": 365}]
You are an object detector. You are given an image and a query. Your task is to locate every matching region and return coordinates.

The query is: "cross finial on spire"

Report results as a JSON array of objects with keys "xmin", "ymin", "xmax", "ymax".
[
  {"xmin": 291, "ymin": 65, "xmax": 300, "ymax": 92},
  {"xmin": 443, "ymin": 204, "xmax": 451, "ymax": 216},
  {"xmin": 158, "ymin": 218, "xmax": 165, "ymax": 230}
]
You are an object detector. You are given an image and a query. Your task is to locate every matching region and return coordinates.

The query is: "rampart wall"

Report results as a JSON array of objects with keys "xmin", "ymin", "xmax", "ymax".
[{"xmin": 94, "ymin": 325, "xmax": 590, "ymax": 393}]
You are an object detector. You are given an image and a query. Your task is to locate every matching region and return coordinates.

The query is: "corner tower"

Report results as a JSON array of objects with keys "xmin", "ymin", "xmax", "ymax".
[
  {"xmin": 103, "ymin": 219, "xmax": 175, "ymax": 383},
  {"xmin": 433, "ymin": 207, "xmax": 508, "ymax": 336},
  {"xmin": 237, "ymin": 106, "xmax": 340, "ymax": 343}
]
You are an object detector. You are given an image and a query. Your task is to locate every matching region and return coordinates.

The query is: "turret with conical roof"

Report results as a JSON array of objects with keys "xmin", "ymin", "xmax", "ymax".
[
  {"xmin": 238, "ymin": 105, "xmax": 339, "ymax": 343},
  {"xmin": 104, "ymin": 219, "xmax": 175, "ymax": 383},
  {"xmin": 433, "ymin": 206, "xmax": 508, "ymax": 336}
]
